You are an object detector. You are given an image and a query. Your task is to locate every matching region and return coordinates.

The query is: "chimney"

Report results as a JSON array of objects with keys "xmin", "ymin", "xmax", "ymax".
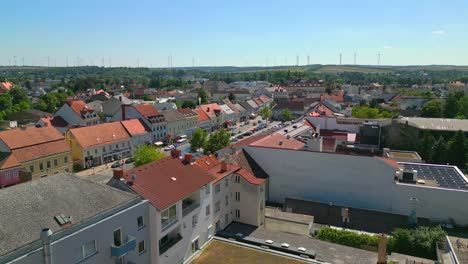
[
  {"xmin": 278, "ymin": 140, "xmax": 283, "ymax": 146},
  {"xmin": 121, "ymin": 104, "xmax": 126, "ymax": 120},
  {"xmin": 377, "ymin": 234, "xmax": 388, "ymax": 264},
  {"xmin": 171, "ymin": 149, "xmax": 181, "ymax": 158},
  {"xmin": 40, "ymin": 228, "xmax": 53, "ymax": 264},
  {"xmin": 207, "ymin": 107, "xmax": 210, "ymax": 112},
  {"xmin": 220, "ymin": 161, "xmax": 228, "ymax": 172},
  {"xmin": 113, "ymin": 169, "xmax": 124, "ymax": 179},
  {"xmin": 184, "ymin": 153, "xmax": 193, "ymax": 164}
]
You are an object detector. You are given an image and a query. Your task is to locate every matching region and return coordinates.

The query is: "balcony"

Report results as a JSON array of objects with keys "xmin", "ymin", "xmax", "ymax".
[
  {"xmin": 159, "ymin": 234, "xmax": 183, "ymax": 255},
  {"xmin": 182, "ymin": 199, "xmax": 200, "ymax": 217},
  {"xmin": 111, "ymin": 235, "xmax": 136, "ymax": 258}
]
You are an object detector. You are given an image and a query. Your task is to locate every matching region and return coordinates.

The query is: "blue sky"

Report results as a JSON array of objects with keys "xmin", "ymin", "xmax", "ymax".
[{"xmin": 2, "ymin": 0, "xmax": 468, "ymax": 67}]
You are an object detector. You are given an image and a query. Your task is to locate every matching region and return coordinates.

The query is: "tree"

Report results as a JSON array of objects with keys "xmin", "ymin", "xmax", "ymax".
[
  {"xmin": 447, "ymin": 130, "xmax": 467, "ymax": 168},
  {"xmin": 133, "ymin": 145, "xmax": 165, "ymax": 167},
  {"xmin": 421, "ymin": 100, "xmax": 444, "ymax": 118},
  {"xmin": 190, "ymin": 128, "xmax": 208, "ymax": 151},
  {"xmin": 418, "ymin": 131, "xmax": 435, "ymax": 162},
  {"xmin": 456, "ymin": 96, "xmax": 468, "ymax": 118},
  {"xmin": 204, "ymin": 128, "xmax": 230, "ymax": 154},
  {"xmin": 281, "ymin": 108, "xmax": 293, "ymax": 121},
  {"xmin": 181, "ymin": 100, "xmax": 196, "ymax": 109},
  {"xmin": 389, "ymin": 226, "xmax": 446, "ymax": 260},
  {"xmin": 259, "ymin": 106, "xmax": 272, "ymax": 122},
  {"xmin": 432, "ymin": 137, "xmax": 448, "ymax": 164},
  {"xmin": 198, "ymin": 87, "xmax": 209, "ymax": 104},
  {"xmin": 0, "ymin": 93, "xmax": 13, "ymax": 112},
  {"xmin": 228, "ymin": 92, "xmax": 236, "ymax": 102},
  {"xmin": 444, "ymin": 92, "xmax": 463, "ymax": 118},
  {"xmin": 9, "ymin": 87, "xmax": 30, "ymax": 106}
]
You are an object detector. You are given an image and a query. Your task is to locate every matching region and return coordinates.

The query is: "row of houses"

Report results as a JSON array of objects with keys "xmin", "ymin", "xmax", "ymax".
[{"xmin": 0, "ymin": 150, "xmax": 266, "ymax": 264}]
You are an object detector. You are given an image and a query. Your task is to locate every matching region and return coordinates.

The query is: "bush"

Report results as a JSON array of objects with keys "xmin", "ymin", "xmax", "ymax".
[
  {"xmin": 316, "ymin": 227, "xmax": 380, "ymax": 250},
  {"xmin": 388, "ymin": 226, "xmax": 446, "ymax": 260}
]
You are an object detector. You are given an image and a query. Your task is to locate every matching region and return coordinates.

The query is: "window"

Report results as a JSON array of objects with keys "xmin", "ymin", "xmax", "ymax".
[
  {"xmin": 39, "ymin": 163, "xmax": 44, "ymax": 171},
  {"xmin": 205, "ymin": 184, "xmax": 210, "ymax": 195},
  {"xmin": 64, "ymin": 156, "xmax": 68, "ymax": 164},
  {"xmin": 225, "ymin": 178, "xmax": 229, "ymax": 187},
  {"xmin": 75, "ymin": 240, "xmax": 97, "ymax": 261},
  {"xmin": 192, "ymin": 214, "xmax": 198, "ymax": 227},
  {"xmin": 109, "ymin": 145, "xmax": 112, "ymax": 150},
  {"xmin": 115, "ymin": 144, "xmax": 118, "ymax": 149},
  {"xmin": 5, "ymin": 171, "xmax": 10, "ymax": 180},
  {"xmin": 215, "ymin": 201, "xmax": 220, "ymax": 213},
  {"xmin": 94, "ymin": 149, "xmax": 98, "ymax": 154},
  {"xmin": 87, "ymin": 151, "xmax": 90, "ymax": 156},
  {"xmin": 235, "ymin": 209, "xmax": 240, "ymax": 218},
  {"xmin": 206, "ymin": 205, "xmax": 210, "ymax": 216},
  {"xmin": 137, "ymin": 216, "xmax": 144, "ymax": 229},
  {"xmin": 215, "ymin": 184, "xmax": 220, "ymax": 193},
  {"xmin": 225, "ymin": 195, "xmax": 229, "ymax": 206},
  {"xmin": 30, "ymin": 165, "xmax": 34, "ymax": 172},
  {"xmin": 235, "ymin": 192, "xmax": 240, "ymax": 201},
  {"xmin": 235, "ymin": 175, "xmax": 241, "ymax": 183},
  {"xmin": 138, "ymin": 240, "xmax": 146, "ymax": 254},
  {"xmin": 103, "ymin": 147, "xmax": 106, "ymax": 152},
  {"xmin": 47, "ymin": 161, "xmax": 51, "ymax": 169},
  {"xmin": 53, "ymin": 159, "xmax": 58, "ymax": 167},
  {"xmin": 113, "ymin": 228, "xmax": 122, "ymax": 247},
  {"xmin": 161, "ymin": 204, "xmax": 177, "ymax": 229}
]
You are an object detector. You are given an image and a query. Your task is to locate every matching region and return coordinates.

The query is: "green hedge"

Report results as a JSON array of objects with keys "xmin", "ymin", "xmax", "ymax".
[
  {"xmin": 316, "ymin": 227, "xmax": 380, "ymax": 250},
  {"xmin": 316, "ymin": 226, "xmax": 446, "ymax": 260}
]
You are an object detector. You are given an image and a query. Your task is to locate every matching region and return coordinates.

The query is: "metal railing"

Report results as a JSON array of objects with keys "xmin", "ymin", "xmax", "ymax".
[{"xmin": 182, "ymin": 202, "xmax": 200, "ymax": 217}]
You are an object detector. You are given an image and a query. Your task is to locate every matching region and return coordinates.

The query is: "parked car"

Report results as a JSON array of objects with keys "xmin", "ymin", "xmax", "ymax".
[
  {"xmin": 111, "ymin": 162, "xmax": 120, "ymax": 168},
  {"xmin": 231, "ymin": 132, "xmax": 236, "ymax": 136},
  {"xmin": 164, "ymin": 145, "xmax": 175, "ymax": 151},
  {"xmin": 231, "ymin": 138, "xmax": 238, "ymax": 142},
  {"xmin": 244, "ymin": 131, "xmax": 253, "ymax": 136},
  {"xmin": 237, "ymin": 135, "xmax": 245, "ymax": 139},
  {"xmin": 293, "ymin": 125, "xmax": 298, "ymax": 129},
  {"xmin": 125, "ymin": 157, "xmax": 133, "ymax": 164}
]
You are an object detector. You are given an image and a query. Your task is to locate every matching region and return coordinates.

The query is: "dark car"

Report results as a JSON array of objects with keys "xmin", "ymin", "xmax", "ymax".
[
  {"xmin": 231, "ymin": 138, "xmax": 238, "ymax": 142},
  {"xmin": 293, "ymin": 125, "xmax": 298, "ymax": 129},
  {"xmin": 111, "ymin": 162, "xmax": 120, "ymax": 168},
  {"xmin": 237, "ymin": 135, "xmax": 245, "ymax": 139},
  {"xmin": 125, "ymin": 158, "xmax": 133, "ymax": 164},
  {"xmin": 244, "ymin": 131, "xmax": 253, "ymax": 136},
  {"xmin": 231, "ymin": 132, "xmax": 236, "ymax": 136}
]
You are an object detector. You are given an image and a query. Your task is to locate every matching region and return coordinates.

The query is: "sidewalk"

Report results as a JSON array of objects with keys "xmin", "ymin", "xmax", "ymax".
[{"xmin": 75, "ymin": 163, "xmax": 113, "ymax": 177}]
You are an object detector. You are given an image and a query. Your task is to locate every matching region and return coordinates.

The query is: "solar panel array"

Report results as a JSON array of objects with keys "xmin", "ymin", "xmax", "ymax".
[{"xmin": 401, "ymin": 163, "xmax": 468, "ymax": 190}]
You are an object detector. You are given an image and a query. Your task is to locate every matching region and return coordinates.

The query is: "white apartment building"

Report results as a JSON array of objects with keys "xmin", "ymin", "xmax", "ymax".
[
  {"xmin": 0, "ymin": 174, "xmax": 151, "ymax": 264},
  {"xmin": 109, "ymin": 152, "xmax": 265, "ymax": 264}
]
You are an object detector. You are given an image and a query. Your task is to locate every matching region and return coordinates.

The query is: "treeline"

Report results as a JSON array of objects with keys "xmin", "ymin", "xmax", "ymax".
[
  {"xmin": 0, "ymin": 88, "xmax": 31, "ymax": 120},
  {"xmin": 3, "ymin": 66, "xmax": 468, "ymax": 89},
  {"xmin": 421, "ymin": 91, "xmax": 468, "ymax": 118},
  {"xmin": 419, "ymin": 130, "xmax": 467, "ymax": 168}
]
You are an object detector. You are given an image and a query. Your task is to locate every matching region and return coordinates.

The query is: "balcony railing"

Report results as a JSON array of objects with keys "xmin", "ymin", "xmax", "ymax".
[
  {"xmin": 111, "ymin": 235, "xmax": 136, "ymax": 258},
  {"xmin": 182, "ymin": 201, "xmax": 200, "ymax": 217},
  {"xmin": 159, "ymin": 234, "xmax": 183, "ymax": 255}
]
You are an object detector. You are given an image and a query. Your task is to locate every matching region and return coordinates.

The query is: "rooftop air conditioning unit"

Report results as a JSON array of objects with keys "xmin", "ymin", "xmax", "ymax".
[{"xmin": 401, "ymin": 169, "xmax": 418, "ymax": 182}]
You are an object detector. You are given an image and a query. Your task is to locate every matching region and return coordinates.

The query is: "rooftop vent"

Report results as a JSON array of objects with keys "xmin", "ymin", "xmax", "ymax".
[
  {"xmin": 400, "ymin": 169, "xmax": 418, "ymax": 182},
  {"xmin": 171, "ymin": 177, "xmax": 177, "ymax": 181},
  {"xmin": 131, "ymin": 173, "xmax": 137, "ymax": 181},
  {"xmin": 96, "ymin": 138, "xmax": 100, "ymax": 141},
  {"xmin": 54, "ymin": 214, "xmax": 72, "ymax": 226},
  {"xmin": 112, "ymin": 134, "xmax": 116, "ymax": 137},
  {"xmin": 278, "ymin": 140, "xmax": 283, "ymax": 146}
]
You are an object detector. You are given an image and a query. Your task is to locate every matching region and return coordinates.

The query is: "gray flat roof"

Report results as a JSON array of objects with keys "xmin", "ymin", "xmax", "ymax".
[
  {"xmin": 0, "ymin": 174, "xmax": 139, "ymax": 257},
  {"xmin": 398, "ymin": 117, "xmax": 468, "ymax": 132}
]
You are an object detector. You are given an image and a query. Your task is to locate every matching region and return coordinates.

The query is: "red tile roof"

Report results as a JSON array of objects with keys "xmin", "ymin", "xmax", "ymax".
[
  {"xmin": 0, "ymin": 81, "xmax": 13, "ymax": 92},
  {"xmin": 249, "ymin": 133, "xmax": 305, "ymax": 150},
  {"xmin": 177, "ymin": 108, "xmax": 197, "ymax": 117},
  {"xmin": 0, "ymin": 126, "xmax": 65, "ymax": 149},
  {"xmin": 253, "ymin": 98, "xmax": 263, "ymax": 106},
  {"xmin": 124, "ymin": 157, "xmax": 215, "ymax": 210},
  {"xmin": 194, "ymin": 155, "xmax": 220, "ymax": 171},
  {"xmin": 320, "ymin": 93, "xmax": 344, "ymax": 103},
  {"xmin": 69, "ymin": 122, "xmax": 130, "ymax": 148},
  {"xmin": 193, "ymin": 109, "xmax": 210, "ymax": 122},
  {"xmin": 40, "ymin": 116, "xmax": 69, "ymax": 128},
  {"xmin": 231, "ymin": 133, "xmax": 271, "ymax": 148},
  {"xmin": 200, "ymin": 103, "xmax": 223, "ymax": 118},
  {"xmin": 207, "ymin": 163, "xmax": 240, "ymax": 184},
  {"xmin": 67, "ymin": 100, "xmax": 95, "ymax": 116},
  {"xmin": 0, "ymin": 153, "xmax": 21, "ymax": 170},
  {"xmin": 259, "ymin": 95, "xmax": 271, "ymax": 104},
  {"xmin": 235, "ymin": 168, "xmax": 265, "ymax": 185},
  {"xmin": 12, "ymin": 140, "xmax": 71, "ymax": 163},
  {"xmin": 134, "ymin": 104, "xmax": 160, "ymax": 119},
  {"xmin": 120, "ymin": 119, "xmax": 148, "ymax": 136}
]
